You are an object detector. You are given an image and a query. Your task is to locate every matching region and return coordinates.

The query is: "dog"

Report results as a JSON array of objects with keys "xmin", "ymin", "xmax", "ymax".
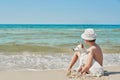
[{"xmin": 73, "ymin": 43, "xmax": 88, "ymax": 69}]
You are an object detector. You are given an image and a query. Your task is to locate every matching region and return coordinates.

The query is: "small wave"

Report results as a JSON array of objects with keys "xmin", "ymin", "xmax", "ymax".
[
  {"xmin": 0, "ymin": 53, "xmax": 71, "ymax": 71},
  {"xmin": 0, "ymin": 53, "xmax": 120, "ymax": 71}
]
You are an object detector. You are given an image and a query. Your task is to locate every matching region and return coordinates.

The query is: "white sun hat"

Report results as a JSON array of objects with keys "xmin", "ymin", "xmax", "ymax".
[{"xmin": 81, "ymin": 28, "xmax": 96, "ymax": 40}]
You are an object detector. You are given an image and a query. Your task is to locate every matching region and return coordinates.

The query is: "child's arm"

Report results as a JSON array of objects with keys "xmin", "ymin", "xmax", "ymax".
[{"xmin": 81, "ymin": 49, "xmax": 94, "ymax": 74}]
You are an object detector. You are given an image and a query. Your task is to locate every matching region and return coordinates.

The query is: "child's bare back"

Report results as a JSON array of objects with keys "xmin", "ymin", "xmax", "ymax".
[{"xmin": 88, "ymin": 44, "xmax": 103, "ymax": 66}]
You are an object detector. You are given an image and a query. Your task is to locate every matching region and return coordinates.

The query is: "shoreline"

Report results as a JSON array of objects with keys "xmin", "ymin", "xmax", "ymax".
[
  {"xmin": 0, "ymin": 66, "xmax": 120, "ymax": 80},
  {"xmin": 0, "ymin": 53, "xmax": 119, "ymax": 71}
]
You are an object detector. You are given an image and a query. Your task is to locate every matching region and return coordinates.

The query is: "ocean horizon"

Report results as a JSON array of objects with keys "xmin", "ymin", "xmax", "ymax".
[{"xmin": 0, "ymin": 24, "xmax": 120, "ymax": 29}]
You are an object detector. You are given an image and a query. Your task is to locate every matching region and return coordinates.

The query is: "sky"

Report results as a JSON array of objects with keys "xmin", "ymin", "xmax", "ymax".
[{"xmin": 0, "ymin": 0, "xmax": 120, "ymax": 24}]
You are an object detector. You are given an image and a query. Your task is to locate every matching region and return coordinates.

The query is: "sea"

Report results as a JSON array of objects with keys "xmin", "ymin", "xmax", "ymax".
[{"xmin": 0, "ymin": 24, "xmax": 120, "ymax": 71}]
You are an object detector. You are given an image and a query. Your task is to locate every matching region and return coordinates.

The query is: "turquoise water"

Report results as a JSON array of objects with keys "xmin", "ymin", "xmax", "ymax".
[
  {"xmin": 0, "ymin": 24, "xmax": 120, "ymax": 29},
  {"xmin": 0, "ymin": 24, "xmax": 120, "ymax": 53},
  {"xmin": 0, "ymin": 24, "xmax": 120, "ymax": 70}
]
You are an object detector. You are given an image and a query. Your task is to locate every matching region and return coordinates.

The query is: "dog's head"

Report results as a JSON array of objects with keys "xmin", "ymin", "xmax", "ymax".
[{"xmin": 73, "ymin": 43, "xmax": 84, "ymax": 52}]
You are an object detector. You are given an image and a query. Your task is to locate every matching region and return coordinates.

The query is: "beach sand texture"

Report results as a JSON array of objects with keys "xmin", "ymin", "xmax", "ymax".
[{"xmin": 0, "ymin": 66, "xmax": 120, "ymax": 80}]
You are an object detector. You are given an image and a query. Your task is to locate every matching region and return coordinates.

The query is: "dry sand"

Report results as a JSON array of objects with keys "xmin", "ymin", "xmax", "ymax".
[{"xmin": 0, "ymin": 66, "xmax": 120, "ymax": 80}]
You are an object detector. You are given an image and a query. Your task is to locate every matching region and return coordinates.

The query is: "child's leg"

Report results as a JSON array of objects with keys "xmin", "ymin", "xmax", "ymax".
[{"xmin": 67, "ymin": 52, "xmax": 80, "ymax": 70}]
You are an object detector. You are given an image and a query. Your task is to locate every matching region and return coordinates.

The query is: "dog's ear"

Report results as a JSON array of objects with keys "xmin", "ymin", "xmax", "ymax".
[{"xmin": 81, "ymin": 44, "xmax": 84, "ymax": 48}]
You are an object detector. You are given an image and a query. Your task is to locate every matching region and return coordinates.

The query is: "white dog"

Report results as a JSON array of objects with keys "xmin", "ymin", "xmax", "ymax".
[{"xmin": 73, "ymin": 43, "xmax": 88, "ymax": 70}]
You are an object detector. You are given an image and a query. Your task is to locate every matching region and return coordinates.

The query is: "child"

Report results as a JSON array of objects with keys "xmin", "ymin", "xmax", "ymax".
[{"xmin": 67, "ymin": 28, "xmax": 104, "ymax": 77}]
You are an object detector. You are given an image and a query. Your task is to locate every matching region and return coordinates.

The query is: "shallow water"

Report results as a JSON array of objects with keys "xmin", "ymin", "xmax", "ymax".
[{"xmin": 0, "ymin": 53, "xmax": 119, "ymax": 71}]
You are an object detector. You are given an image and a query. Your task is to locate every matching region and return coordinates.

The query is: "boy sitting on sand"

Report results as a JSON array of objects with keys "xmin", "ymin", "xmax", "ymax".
[{"xmin": 67, "ymin": 28, "xmax": 104, "ymax": 77}]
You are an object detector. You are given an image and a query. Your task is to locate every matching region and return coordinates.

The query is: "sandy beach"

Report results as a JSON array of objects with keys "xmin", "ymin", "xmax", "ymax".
[{"xmin": 0, "ymin": 66, "xmax": 119, "ymax": 80}]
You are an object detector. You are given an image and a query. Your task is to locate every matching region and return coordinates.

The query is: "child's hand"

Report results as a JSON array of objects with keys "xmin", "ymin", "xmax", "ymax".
[{"xmin": 66, "ymin": 69, "xmax": 71, "ymax": 76}]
